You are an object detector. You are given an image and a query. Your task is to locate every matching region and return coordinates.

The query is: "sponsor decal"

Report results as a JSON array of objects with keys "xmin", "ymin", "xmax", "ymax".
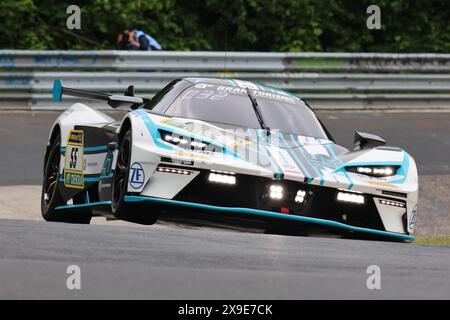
[
  {"xmin": 86, "ymin": 161, "xmax": 98, "ymax": 168},
  {"xmin": 213, "ymin": 85, "xmax": 297, "ymax": 104},
  {"xmin": 409, "ymin": 206, "xmax": 417, "ymax": 233},
  {"xmin": 367, "ymin": 180, "xmax": 400, "ymax": 189},
  {"xmin": 171, "ymin": 151, "xmax": 212, "ymax": 161},
  {"xmin": 100, "ymin": 151, "xmax": 114, "ymax": 177},
  {"xmin": 67, "ymin": 130, "xmax": 83, "ymax": 145},
  {"xmin": 194, "ymin": 83, "xmax": 214, "ymax": 89},
  {"xmin": 267, "ymin": 146, "xmax": 303, "ymax": 176},
  {"xmin": 233, "ymin": 79, "xmax": 259, "ymax": 90},
  {"xmin": 160, "ymin": 118, "xmax": 220, "ymax": 138},
  {"xmin": 160, "ymin": 118, "xmax": 193, "ymax": 130},
  {"xmin": 229, "ymin": 139, "xmax": 252, "ymax": 148},
  {"xmin": 64, "ymin": 130, "xmax": 84, "ymax": 189},
  {"xmin": 129, "ymin": 162, "xmax": 145, "ymax": 189}
]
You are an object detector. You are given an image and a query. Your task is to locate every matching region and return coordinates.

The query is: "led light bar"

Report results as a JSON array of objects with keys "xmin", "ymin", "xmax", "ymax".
[
  {"xmin": 191, "ymin": 141, "xmax": 207, "ymax": 148},
  {"xmin": 208, "ymin": 172, "xmax": 236, "ymax": 185},
  {"xmin": 337, "ymin": 191, "xmax": 365, "ymax": 204},
  {"xmin": 211, "ymin": 169, "xmax": 235, "ymax": 175},
  {"xmin": 373, "ymin": 168, "xmax": 394, "ymax": 175},
  {"xmin": 160, "ymin": 130, "xmax": 210, "ymax": 150},
  {"xmin": 164, "ymin": 135, "xmax": 189, "ymax": 145},
  {"xmin": 269, "ymin": 185, "xmax": 283, "ymax": 200},
  {"xmin": 346, "ymin": 165, "xmax": 399, "ymax": 177},
  {"xmin": 295, "ymin": 190, "xmax": 306, "ymax": 203},
  {"xmin": 357, "ymin": 166, "xmax": 393, "ymax": 175},
  {"xmin": 157, "ymin": 166, "xmax": 191, "ymax": 175},
  {"xmin": 379, "ymin": 199, "xmax": 406, "ymax": 208}
]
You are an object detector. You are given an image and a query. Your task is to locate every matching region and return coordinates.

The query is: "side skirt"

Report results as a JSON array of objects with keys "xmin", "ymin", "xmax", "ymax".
[{"xmin": 55, "ymin": 201, "xmax": 111, "ymax": 210}]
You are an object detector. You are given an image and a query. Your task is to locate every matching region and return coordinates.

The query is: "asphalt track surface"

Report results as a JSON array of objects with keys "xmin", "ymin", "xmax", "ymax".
[
  {"xmin": 1, "ymin": 218, "xmax": 449, "ymax": 299},
  {"xmin": 1, "ymin": 111, "xmax": 450, "ymax": 299},
  {"xmin": 1, "ymin": 111, "xmax": 449, "ymax": 186}
]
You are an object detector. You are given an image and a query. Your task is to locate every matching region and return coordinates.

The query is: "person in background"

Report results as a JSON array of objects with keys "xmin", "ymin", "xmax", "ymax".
[{"xmin": 117, "ymin": 29, "xmax": 162, "ymax": 51}]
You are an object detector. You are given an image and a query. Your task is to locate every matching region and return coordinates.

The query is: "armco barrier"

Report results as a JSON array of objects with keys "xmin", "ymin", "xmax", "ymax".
[
  {"xmin": 1, "ymin": 51, "xmax": 450, "ymax": 72},
  {"xmin": 1, "ymin": 51, "xmax": 450, "ymax": 110}
]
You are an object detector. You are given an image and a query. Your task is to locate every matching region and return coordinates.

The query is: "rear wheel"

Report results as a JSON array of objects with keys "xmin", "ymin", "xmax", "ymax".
[
  {"xmin": 111, "ymin": 129, "xmax": 158, "ymax": 225},
  {"xmin": 41, "ymin": 133, "xmax": 92, "ymax": 224}
]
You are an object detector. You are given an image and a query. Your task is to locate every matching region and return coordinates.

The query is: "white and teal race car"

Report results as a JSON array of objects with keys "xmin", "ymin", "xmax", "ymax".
[{"xmin": 42, "ymin": 77, "xmax": 418, "ymax": 241}]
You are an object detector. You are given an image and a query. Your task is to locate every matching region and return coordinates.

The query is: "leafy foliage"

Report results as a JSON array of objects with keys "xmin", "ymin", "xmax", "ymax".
[{"xmin": 0, "ymin": 0, "xmax": 448, "ymax": 52}]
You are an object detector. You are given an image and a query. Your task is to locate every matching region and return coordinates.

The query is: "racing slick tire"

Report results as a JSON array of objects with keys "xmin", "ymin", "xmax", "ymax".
[
  {"xmin": 41, "ymin": 133, "xmax": 92, "ymax": 224},
  {"xmin": 111, "ymin": 129, "xmax": 158, "ymax": 225}
]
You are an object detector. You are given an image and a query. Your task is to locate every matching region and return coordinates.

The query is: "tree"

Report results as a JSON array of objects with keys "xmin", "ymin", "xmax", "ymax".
[{"xmin": 0, "ymin": 0, "xmax": 448, "ymax": 52}]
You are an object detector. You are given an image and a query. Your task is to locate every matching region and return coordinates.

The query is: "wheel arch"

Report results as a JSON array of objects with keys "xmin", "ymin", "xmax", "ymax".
[
  {"xmin": 43, "ymin": 124, "xmax": 61, "ymax": 172},
  {"xmin": 118, "ymin": 116, "xmax": 132, "ymax": 142},
  {"xmin": 49, "ymin": 124, "xmax": 61, "ymax": 143}
]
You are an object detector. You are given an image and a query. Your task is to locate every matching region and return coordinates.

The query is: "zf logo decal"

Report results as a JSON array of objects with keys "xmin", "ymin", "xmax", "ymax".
[{"xmin": 129, "ymin": 162, "xmax": 145, "ymax": 189}]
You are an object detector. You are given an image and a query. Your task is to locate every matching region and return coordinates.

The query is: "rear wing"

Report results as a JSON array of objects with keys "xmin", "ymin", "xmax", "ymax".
[{"xmin": 52, "ymin": 80, "xmax": 149, "ymax": 109}]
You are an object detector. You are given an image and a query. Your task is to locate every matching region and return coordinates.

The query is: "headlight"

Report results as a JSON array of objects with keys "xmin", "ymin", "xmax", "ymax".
[
  {"xmin": 294, "ymin": 189, "xmax": 306, "ymax": 203},
  {"xmin": 159, "ymin": 129, "xmax": 223, "ymax": 152},
  {"xmin": 346, "ymin": 165, "xmax": 399, "ymax": 177},
  {"xmin": 269, "ymin": 185, "xmax": 283, "ymax": 200},
  {"xmin": 208, "ymin": 172, "xmax": 236, "ymax": 185},
  {"xmin": 337, "ymin": 191, "xmax": 365, "ymax": 204}
]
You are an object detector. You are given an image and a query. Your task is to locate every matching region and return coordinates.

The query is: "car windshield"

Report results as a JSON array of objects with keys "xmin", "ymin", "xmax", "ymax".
[{"xmin": 164, "ymin": 83, "xmax": 329, "ymax": 139}]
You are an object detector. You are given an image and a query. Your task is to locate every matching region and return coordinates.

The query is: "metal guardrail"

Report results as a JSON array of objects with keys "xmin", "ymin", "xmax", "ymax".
[
  {"xmin": 1, "ymin": 51, "xmax": 450, "ymax": 110},
  {"xmin": 3, "ymin": 72, "xmax": 450, "ymax": 92},
  {"xmin": 2, "ymin": 50, "xmax": 450, "ymax": 72}
]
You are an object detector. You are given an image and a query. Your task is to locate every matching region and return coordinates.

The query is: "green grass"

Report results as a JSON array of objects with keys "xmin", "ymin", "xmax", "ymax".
[{"xmin": 415, "ymin": 236, "xmax": 450, "ymax": 247}]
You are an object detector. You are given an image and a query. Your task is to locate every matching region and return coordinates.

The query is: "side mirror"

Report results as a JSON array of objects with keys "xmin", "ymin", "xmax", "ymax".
[{"xmin": 353, "ymin": 131, "xmax": 386, "ymax": 150}]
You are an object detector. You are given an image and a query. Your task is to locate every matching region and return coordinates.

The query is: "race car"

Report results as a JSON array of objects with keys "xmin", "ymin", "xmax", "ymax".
[{"xmin": 42, "ymin": 77, "xmax": 418, "ymax": 241}]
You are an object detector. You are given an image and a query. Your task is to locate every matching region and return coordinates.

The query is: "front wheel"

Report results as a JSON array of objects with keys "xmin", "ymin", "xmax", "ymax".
[
  {"xmin": 111, "ymin": 129, "xmax": 158, "ymax": 225},
  {"xmin": 41, "ymin": 133, "xmax": 92, "ymax": 224}
]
